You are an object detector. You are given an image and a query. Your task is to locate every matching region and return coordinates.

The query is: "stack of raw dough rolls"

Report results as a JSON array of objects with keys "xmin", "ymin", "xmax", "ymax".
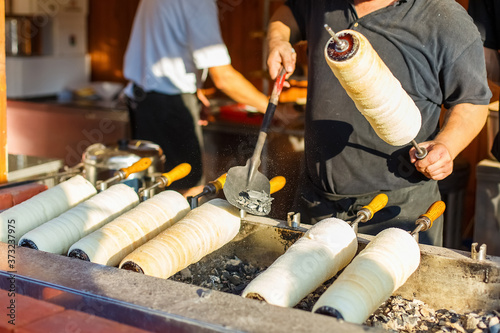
[
  {"xmin": 312, "ymin": 227, "xmax": 420, "ymax": 324},
  {"xmin": 0, "ymin": 175, "xmax": 97, "ymax": 244},
  {"xmin": 120, "ymin": 198, "xmax": 240, "ymax": 279},
  {"xmin": 242, "ymin": 218, "xmax": 358, "ymax": 307},
  {"xmin": 68, "ymin": 190, "xmax": 190, "ymax": 266},
  {"xmin": 19, "ymin": 184, "xmax": 139, "ymax": 255},
  {"xmin": 324, "ymin": 29, "xmax": 421, "ymax": 146}
]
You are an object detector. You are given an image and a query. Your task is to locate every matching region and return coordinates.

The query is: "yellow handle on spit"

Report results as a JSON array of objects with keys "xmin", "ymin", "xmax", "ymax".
[
  {"xmin": 420, "ymin": 201, "xmax": 446, "ymax": 228},
  {"xmin": 120, "ymin": 157, "xmax": 153, "ymax": 179},
  {"xmin": 161, "ymin": 163, "xmax": 192, "ymax": 187},
  {"xmin": 362, "ymin": 193, "xmax": 388, "ymax": 218},
  {"xmin": 270, "ymin": 176, "xmax": 286, "ymax": 194},
  {"xmin": 211, "ymin": 173, "xmax": 227, "ymax": 192}
]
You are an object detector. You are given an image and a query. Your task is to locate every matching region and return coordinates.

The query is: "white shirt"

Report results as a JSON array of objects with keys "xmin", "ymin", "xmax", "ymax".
[{"xmin": 123, "ymin": 0, "xmax": 231, "ymax": 95}]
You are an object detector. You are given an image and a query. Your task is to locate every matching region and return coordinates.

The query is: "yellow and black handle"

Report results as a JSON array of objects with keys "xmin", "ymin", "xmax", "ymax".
[{"xmin": 412, "ymin": 200, "xmax": 446, "ymax": 237}]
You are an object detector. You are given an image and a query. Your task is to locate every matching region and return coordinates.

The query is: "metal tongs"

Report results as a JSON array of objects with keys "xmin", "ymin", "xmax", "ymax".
[{"xmin": 223, "ymin": 67, "xmax": 288, "ymax": 216}]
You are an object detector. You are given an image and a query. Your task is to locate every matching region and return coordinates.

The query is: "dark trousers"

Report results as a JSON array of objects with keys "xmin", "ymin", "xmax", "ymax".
[
  {"xmin": 127, "ymin": 87, "xmax": 203, "ymax": 189},
  {"xmin": 293, "ymin": 177, "xmax": 443, "ymax": 246}
]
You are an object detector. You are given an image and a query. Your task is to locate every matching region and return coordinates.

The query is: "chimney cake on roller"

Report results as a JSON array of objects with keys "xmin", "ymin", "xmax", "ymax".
[
  {"xmin": 241, "ymin": 193, "xmax": 387, "ymax": 307},
  {"xmin": 324, "ymin": 26, "xmax": 427, "ymax": 158},
  {"xmin": 241, "ymin": 218, "xmax": 357, "ymax": 308},
  {"xmin": 120, "ymin": 198, "xmax": 241, "ymax": 279},
  {"xmin": 18, "ymin": 184, "xmax": 139, "ymax": 255},
  {"xmin": 312, "ymin": 201, "xmax": 445, "ymax": 324},
  {"xmin": 313, "ymin": 227, "xmax": 421, "ymax": 324},
  {"xmin": 68, "ymin": 190, "xmax": 190, "ymax": 266},
  {"xmin": 0, "ymin": 175, "xmax": 97, "ymax": 244}
]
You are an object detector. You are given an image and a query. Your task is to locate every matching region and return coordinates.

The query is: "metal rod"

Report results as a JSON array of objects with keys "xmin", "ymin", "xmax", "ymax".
[
  {"xmin": 348, "ymin": 215, "xmax": 363, "ymax": 227},
  {"xmin": 0, "ymin": 169, "xmax": 82, "ymax": 190},
  {"xmin": 411, "ymin": 140, "xmax": 428, "ymax": 160},
  {"xmin": 411, "ymin": 223, "xmax": 424, "ymax": 236},
  {"xmin": 324, "ymin": 24, "xmax": 348, "ymax": 52}
]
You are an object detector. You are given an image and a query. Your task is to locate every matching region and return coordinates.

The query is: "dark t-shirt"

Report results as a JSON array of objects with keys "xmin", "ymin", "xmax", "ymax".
[
  {"xmin": 285, "ymin": 0, "xmax": 492, "ymax": 195},
  {"xmin": 468, "ymin": 0, "xmax": 500, "ymax": 161}
]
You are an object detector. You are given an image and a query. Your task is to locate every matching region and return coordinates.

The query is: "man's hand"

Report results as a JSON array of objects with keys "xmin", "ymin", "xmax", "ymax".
[
  {"xmin": 410, "ymin": 103, "xmax": 488, "ymax": 181},
  {"xmin": 267, "ymin": 38, "xmax": 297, "ymax": 81},
  {"xmin": 410, "ymin": 142, "xmax": 453, "ymax": 180},
  {"xmin": 266, "ymin": 5, "xmax": 301, "ymax": 82}
]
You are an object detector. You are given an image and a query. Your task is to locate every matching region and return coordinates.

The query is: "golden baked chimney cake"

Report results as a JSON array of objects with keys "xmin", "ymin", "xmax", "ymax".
[{"xmin": 324, "ymin": 29, "xmax": 422, "ymax": 146}]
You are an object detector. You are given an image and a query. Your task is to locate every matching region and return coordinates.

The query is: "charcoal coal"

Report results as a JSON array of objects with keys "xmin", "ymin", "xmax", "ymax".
[{"xmin": 169, "ymin": 253, "xmax": 499, "ymax": 333}]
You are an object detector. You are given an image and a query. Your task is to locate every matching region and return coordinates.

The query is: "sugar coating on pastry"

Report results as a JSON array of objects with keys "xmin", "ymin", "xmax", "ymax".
[
  {"xmin": 0, "ymin": 175, "xmax": 97, "ymax": 244},
  {"xmin": 119, "ymin": 198, "xmax": 240, "ymax": 279},
  {"xmin": 324, "ymin": 30, "xmax": 422, "ymax": 146},
  {"xmin": 241, "ymin": 218, "xmax": 357, "ymax": 307},
  {"xmin": 19, "ymin": 184, "xmax": 139, "ymax": 254},
  {"xmin": 312, "ymin": 227, "xmax": 420, "ymax": 324},
  {"xmin": 68, "ymin": 190, "xmax": 190, "ymax": 266}
]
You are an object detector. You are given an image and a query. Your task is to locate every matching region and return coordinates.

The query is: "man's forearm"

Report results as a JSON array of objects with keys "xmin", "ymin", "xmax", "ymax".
[
  {"xmin": 434, "ymin": 103, "xmax": 489, "ymax": 159},
  {"xmin": 209, "ymin": 65, "xmax": 269, "ymax": 113},
  {"xmin": 266, "ymin": 5, "xmax": 301, "ymax": 79},
  {"xmin": 411, "ymin": 103, "xmax": 488, "ymax": 180},
  {"xmin": 267, "ymin": 5, "xmax": 301, "ymax": 46}
]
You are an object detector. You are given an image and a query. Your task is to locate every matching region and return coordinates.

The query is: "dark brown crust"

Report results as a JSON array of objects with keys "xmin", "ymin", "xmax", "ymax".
[
  {"xmin": 19, "ymin": 239, "xmax": 38, "ymax": 250},
  {"xmin": 244, "ymin": 292, "xmax": 268, "ymax": 302},
  {"xmin": 120, "ymin": 261, "xmax": 145, "ymax": 274},
  {"xmin": 68, "ymin": 249, "xmax": 90, "ymax": 261},
  {"xmin": 314, "ymin": 306, "xmax": 345, "ymax": 320},
  {"xmin": 326, "ymin": 32, "xmax": 359, "ymax": 61}
]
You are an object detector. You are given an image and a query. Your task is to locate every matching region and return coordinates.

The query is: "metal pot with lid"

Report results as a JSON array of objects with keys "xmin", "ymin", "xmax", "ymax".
[{"xmin": 82, "ymin": 140, "xmax": 165, "ymax": 186}]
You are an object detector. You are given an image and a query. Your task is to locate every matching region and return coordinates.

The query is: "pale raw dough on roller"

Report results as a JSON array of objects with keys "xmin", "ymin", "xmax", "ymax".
[
  {"xmin": 324, "ymin": 29, "xmax": 421, "ymax": 146},
  {"xmin": 119, "ymin": 198, "xmax": 240, "ymax": 279},
  {"xmin": 68, "ymin": 190, "xmax": 190, "ymax": 266},
  {"xmin": 19, "ymin": 184, "xmax": 139, "ymax": 254},
  {"xmin": 0, "ymin": 175, "xmax": 97, "ymax": 244},
  {"xmin": 241, "ymin": 218, "xmax": 357, "ymax": 307},
  {"xmin": 312, "ymin": 227, "xmax": 420, "ymax": 324}
]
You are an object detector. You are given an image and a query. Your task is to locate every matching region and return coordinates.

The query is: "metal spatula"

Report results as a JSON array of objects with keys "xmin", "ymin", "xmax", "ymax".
[{"xmin": 223, "ymin": 67, "xmax": 287, "ymax": 215}]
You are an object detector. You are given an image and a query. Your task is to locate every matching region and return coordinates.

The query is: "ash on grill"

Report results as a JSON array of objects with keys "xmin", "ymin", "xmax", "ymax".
[
  {"xmin": 366, "ymin": 296, "xmax": 500, "ymax": 333},
  {"xmin": 236, "ymin": 190, "xmax": 273, "ymax": 215},
  {"xmin": 170, "ymin": 255, "xmax": 266, "ymax": 294},
  {"xmin": 170, "ymin": 255, "xmax": 500, "ymax": 333}
]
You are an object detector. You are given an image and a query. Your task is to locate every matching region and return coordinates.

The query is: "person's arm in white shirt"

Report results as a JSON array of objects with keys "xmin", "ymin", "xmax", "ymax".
[{"xmin": 209, "ymin": 65, "xmax": 269, "ymax": 113}]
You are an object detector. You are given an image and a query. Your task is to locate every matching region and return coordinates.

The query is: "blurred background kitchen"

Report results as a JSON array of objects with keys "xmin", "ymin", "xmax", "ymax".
[{"xmin": 1, "ymin": 0, "xmax": 498, "ymax": 254}]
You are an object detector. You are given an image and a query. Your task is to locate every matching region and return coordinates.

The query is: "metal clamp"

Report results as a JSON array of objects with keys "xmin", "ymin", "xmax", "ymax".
[
  {"xmin": 287, "ymin": 212, "xmax": 301, "ymax": 228},
  {"xmin": 471, "ymin": 243, "xmax": 487, "ymax": 261}
]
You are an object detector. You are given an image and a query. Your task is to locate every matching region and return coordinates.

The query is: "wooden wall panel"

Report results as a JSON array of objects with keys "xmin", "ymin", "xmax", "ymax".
[
  {"xmin": 88, "ymin": 0, "xmax": 140, "ymax": 83},
  {"xmin": 217, "ymin": 0, "xmax": 267, "ymax": 90},
  {"xmin": 87, "ymin": 0, "xmax": 279, "ymax": 90}
]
